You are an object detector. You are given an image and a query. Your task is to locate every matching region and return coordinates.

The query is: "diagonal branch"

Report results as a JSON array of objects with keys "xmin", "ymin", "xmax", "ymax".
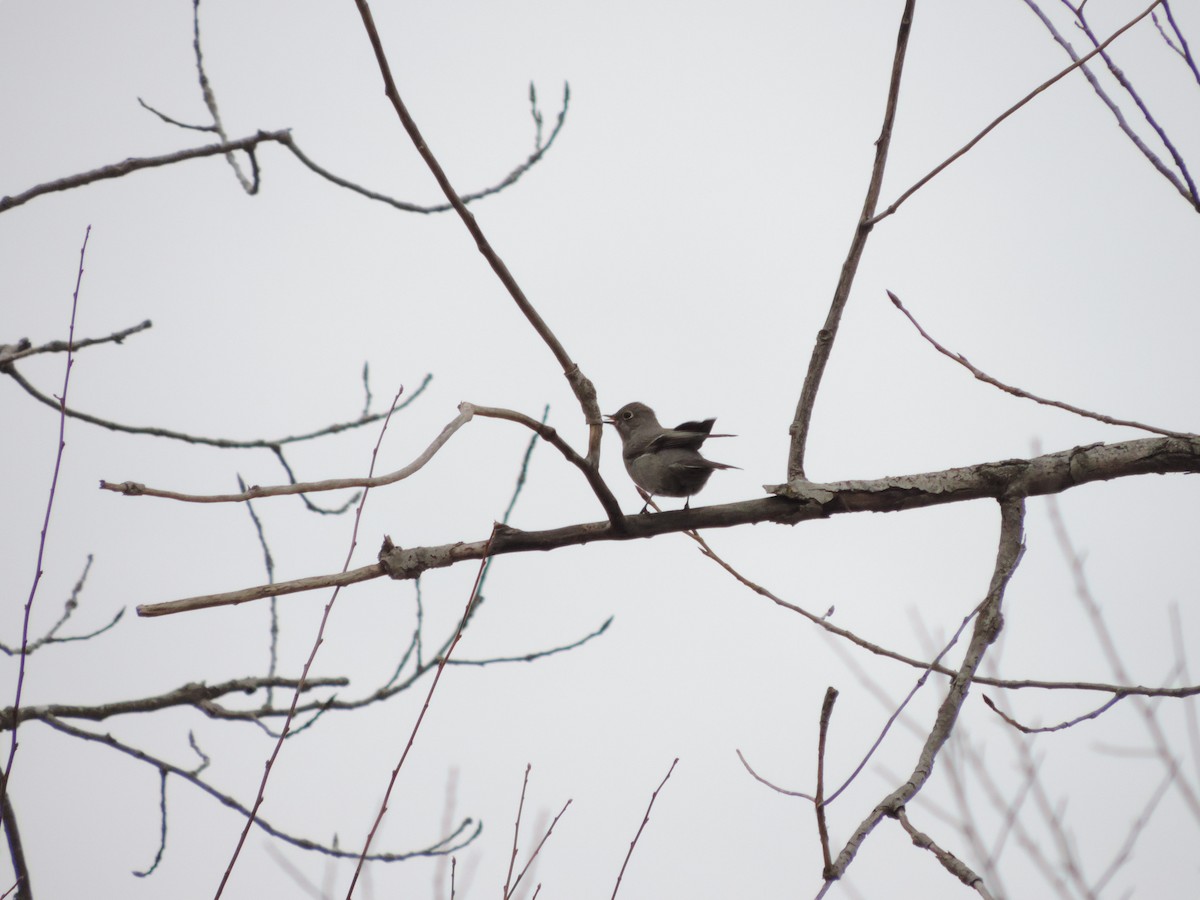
[
  {"xmin": 39, "ymin": 715, "xmax": 477, "ymax": 862},
  {"xmin": 786, "ymin": 0, "xmax": 916, "ymax": 480},
  {"xmin": 0, "ymin": 131, "xmax": 291, "ymax": 214},
  {"xmin": 868, "ymin": 0, "xmax": 1164, "ymax": 225},
  {"xmin": 823, "ymin": 497, "xmax": 1025, "ymax": 883},
  {"xmin": 889, "ymin": 290, "xmax": 1194, "ymax": 439},
  {"xmin": 350, "ymin": 0, "xmax": 604, "ymax": 464},
  {"xmin": 1025, "ymin": 0, "xmax": 1198, "ymax": 209}
]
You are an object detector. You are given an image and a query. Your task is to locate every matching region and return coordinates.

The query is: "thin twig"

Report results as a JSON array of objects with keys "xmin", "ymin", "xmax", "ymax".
[
  {"xmin": 0, "ymin": 133, "xmax": 289, "ymax": 214},
  {"xmin": 503, "ymin": 764, "xmax": 532, "ymax": 899},
  {"xmin": 101, "ymin": 400, "xmax": 470, "ymax": 501},
  {"xmin": 344, "ymin": 527, "xmax": 501, "ymax": 898},
  {"xmin": 870, "ymin": 0, "xmax": 1165, "ymax": 224},
  {"xmin": 982, "ymin": 692, "xmax": 1125, "ymax": 733},
  {"xmin": 8, "ymin": 361, "xmax": 431, "ymax": 448},
  {"xmin": 189, "ymin": 0, "xmax": 254, "ymax": 192},
  {"xmin": 4, "ymin": 227, "xmax": 89, "ymax": 808},
  {"xmin": 507, "ymin": 794, "xmax": 571, "ymax": 898},
  {"xmin": 0, "ymin": 319, "xmax": 152, "ymax": 366},
  {"xmin": 282, "ymin": 85, "xmax": 571, "ymax": 213},
  {"xmin": 611, "ymin": 758, "xmax": 679, "ymax": 899},
  {"xmin": 39, "ymin": 715, "xmax": 476, "ymax": 861},
  {"xmin": 889, "ymin": 290, "xmax": 1194, "ymax": 438},
  {"xmin": 214, "ymin": 386, "xmax": 408, "ymax": 899},
  {"xmin": 735, "ymin": 749, "xmax": 814, "ymax": 800},
  {"xmin": 1023, "ymin": 0, "xmax": 1197, "ymax": 208}
]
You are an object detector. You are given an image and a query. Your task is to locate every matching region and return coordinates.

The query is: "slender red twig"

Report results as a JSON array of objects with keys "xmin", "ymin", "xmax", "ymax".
[
  {"xmin": 344, "ymin": 526, "xmax": 500, "ymax": 898},
  {"xmin": 212, "ymin": 385, "xmax": 406, "ymax": 899},
  {"xmin": 506, "ymin": 793, "xmax": 572, "ymax": 899},
  {"xmin": 503, "ymin": 764, "xmax": 533, "ymax": 898},
  {"xmin": 611, "ymin": 758, "xmax": 679, "ymax": 899},
  {"xmin": 4, "ymin": 225, "xmax": 90, "ymax": 796}
]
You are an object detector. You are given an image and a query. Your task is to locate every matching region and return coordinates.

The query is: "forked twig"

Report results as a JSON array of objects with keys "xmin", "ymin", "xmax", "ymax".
[
  {"xmin": 869, "ymin": 0, "xmax": 1165, "ymax": 225},
  {"xmin": 611, "ymin": 758, "xmax": 679, "ymax": 899}
]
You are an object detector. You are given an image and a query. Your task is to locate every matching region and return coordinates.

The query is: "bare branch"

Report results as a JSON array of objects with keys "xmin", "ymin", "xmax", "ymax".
[
  {"xmin": 889, "ymin": 290, "xmax": 1194, "ymax": 438},
  {"xmin": 0, "ymin": 675, "xmax": 349, "ymax": 729},
  {"xmin": 824, "ymin": 497, "xmax": 1025, "ymax": 884},
  {"xmin": 504, "ymin": 768, "xmax": 571, "ymax": 900},
  {"xmin": 894, "ymin": 807, "xmax": 995, "ymax": 898},
  {"xmin": 1155, "ymin": 2, "xmax": 1200, "ymax": 84},
  {"xmin": 5, "ymin": 227, "xmax": 89, "ymax": 807},
  {"xmin": 611, "ymin": 758, "xmax": 678, "ymax": 899},
  {"xmin": 349, "ymin": 0, "xmax": 604, "ymax": 464},
  {"xmin": 137, "ymin": 435, "xmax": 1200, "ymax": 616},
  {"xmin": 735, "ymin": 749, "xmax": 814, "ymax": 800},
  {"xmin": 0, "ymin": 319, "xmax": 152, "ymax": 366},
  {"xmin": 0, "ymin": 132, "xmax": 290, "ymax": 214},
  {"xmin": 6, "ymin": 360, "xmax": 431, "ymax": 449},
  {"xmin": 101, "ymin": 401, "xmax": 471, "ymax": 502},
  {"xmin": 870, "ymin": 0, "xmax": 1164, "ymax": 225},
  {"xmin": 982, "ymin": 692, "xmax": 1125, "ymax": 733},
  {"xmin": 469, "ymin": 404, "xmax": 624, "ymax": 525},
  {"xmin": 215, "ymin": 386, "xmax": 408, "ymax": 897},
  {"xmin": 282, "ymin": 84, "xmax": 571, "ymax": 214},
  {"xmin": 346, "ymin": 528, "xmax": 500, "ymax": 897},
  {"xmin": 39, "ymin": 715, "xmax": 476, "ymax": 862},
  {"xmin": 447, "ymin": 616, "xmax": 612, "ymax": 667},
  {"xmin": 786, "ymin": 0, "xmax": 916, "ymax": 479},
  {"xmin": 1023, "ymin": 0, "xmax": 1198, "ymax": 208}
]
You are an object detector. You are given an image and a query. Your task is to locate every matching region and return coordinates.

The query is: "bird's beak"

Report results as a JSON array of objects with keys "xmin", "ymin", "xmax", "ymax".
[{"xmin": 602, "ymin": 414, "xmax": 615, "ymax": 425}]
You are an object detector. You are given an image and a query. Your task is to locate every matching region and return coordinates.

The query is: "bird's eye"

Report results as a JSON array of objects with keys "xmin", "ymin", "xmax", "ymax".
[{"xmin": 622, "ymin": 411, "xmax": 633, "ymax": 419}]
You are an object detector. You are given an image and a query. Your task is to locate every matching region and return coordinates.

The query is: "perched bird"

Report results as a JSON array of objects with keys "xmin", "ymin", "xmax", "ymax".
[{"xmin": 605, "ymin": 401, "xmax": 737, "ymax": 512}]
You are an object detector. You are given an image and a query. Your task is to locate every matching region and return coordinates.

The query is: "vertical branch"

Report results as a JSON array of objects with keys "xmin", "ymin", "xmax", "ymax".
[
  {"xmin": 4, "ymin": 226, "xmax": 90, "ymax": 807},
  {"xmin": 785, "ymin": 0, "xmax": 916, "ymax": 480},
  {"xmin": 349, "ymin": 0, "xmax": 604, "ymax": 464}
]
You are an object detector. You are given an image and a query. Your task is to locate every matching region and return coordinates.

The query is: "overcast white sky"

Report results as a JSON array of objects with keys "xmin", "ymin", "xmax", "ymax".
[{"xmin": 2, "ymin": 1, "xmax": 1199, "ymax": 897}]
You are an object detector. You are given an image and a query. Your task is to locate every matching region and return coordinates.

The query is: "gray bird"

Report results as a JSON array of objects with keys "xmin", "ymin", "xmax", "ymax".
[{"xmin": 605, "ymin": 401, "xmax": 737, "ymax": 512}]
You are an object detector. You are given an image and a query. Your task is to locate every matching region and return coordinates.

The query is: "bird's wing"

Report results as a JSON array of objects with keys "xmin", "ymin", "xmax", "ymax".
[{"xmin": 648, "ymin": 418, "xmax": 736, "ymax": 451}]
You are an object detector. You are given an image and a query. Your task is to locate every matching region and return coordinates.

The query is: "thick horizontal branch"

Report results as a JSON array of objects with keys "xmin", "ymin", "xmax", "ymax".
[{"xmin": 136, "ymin": 435, "xmax": 1200, "ymax": 617}]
